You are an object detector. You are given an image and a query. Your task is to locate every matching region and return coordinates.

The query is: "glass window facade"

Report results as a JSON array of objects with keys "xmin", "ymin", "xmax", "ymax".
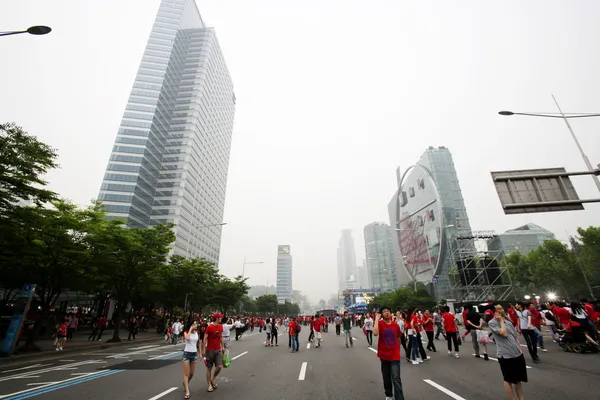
[{"xmin": 98, "ymin": 0, "xmax": 235, "ymax": 265}]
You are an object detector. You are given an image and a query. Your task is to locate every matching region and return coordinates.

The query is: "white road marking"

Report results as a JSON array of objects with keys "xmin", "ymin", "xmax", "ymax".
[
  {"xmin": 230, "ymin": 351, "xmax": 248, "ymax": 361},
  {"xmin": 368, "ymin": 347, "xmax": 377, "ymax": 354},
  {"xmin": 71, "ymin": 373, "xmax": 93, "ymax": 376},
  {"xmin": 54, "ymin": 367, "xmax": 77, "ymax": 370},
  {"xmin": 58, "ymin": 359, "xmax": 76, "ymax": 362},
  {"xmin": 148, "ymin": 387, "xmax": 178, "ymax": 400},
  {"xmin": 1, "ymin": 364, "xmax": 46, "ymax": 374},
  {"xmin": 0, "ymin": 370, "xmax": 111, "ymax": 399},
  {"xmin": 352, "ymin": 337, "xmax": 358, "ymax": 341},
  {"xmin": 149, "ymin": 351, "xmax": 180, "ymax": 360},
  {"xmin": 127, "ymin": 344, "xmax": 160, "ymax": 351},
  {"xmin": 26, "ymin": 382, "xmax": 58, "ymax": 386},
  {"xmin": 0, "ymin": 360, "xmax": 98, "ymax": 382},
  {"xmin": 4, "ymin": 376, "xmax": 40, "ymax": 380},
  {"xmin": 307, "ymin": 343, "xmax": 311, "ymax": 349},
  {"xmin": 471, "ymin": 354, "xmax": 532, "ymax": 368},
  {"xmin": 423, "ymin": 379, "xmax": 467, "ymax": 400},
  {"xmin": 298, "ymin": 362, "xmax": 307, "ymax": 380}
]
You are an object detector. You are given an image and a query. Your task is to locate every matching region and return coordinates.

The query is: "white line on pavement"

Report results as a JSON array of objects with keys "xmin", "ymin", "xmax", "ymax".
[
  {"xmin": 230, "ymin": 351, "xmax": 248, "ymax": 361},
  {"xmin": 26, "ymin": 382, "xmax": 57, "ymax": 386},
  {"xmin": 470, "ymin": 354, "xmax": 532, "ymax": 369},
  {"xmin": 58, "ymin": 360, "xmax": 75, "ymax": 362},
  {"xmin": 0, "ymin": 360, "xmax": 98, "ymax": 382},
  {"xmin": 71, "ymin": 373, "xmax": 93, "ymax": 376},
  {"xmin": 298, "ymin": 362, "xmax": 307, "ymax": 380},
  {"xmin": 423, "ymin": 379, "xmax": 467, "ymax": 400},
  {"xmin": 127, "ymin": 344, "xmax": 161, "ymax": 351},
  {"xmin": 148, "ymin": 387, "xmax": 178, "ymax": 400},
  {"xmin": 352, "ymin": 337, "xmax": 358, "ymax": 341},
  {"xmin": 1, "ymin": 364, "xmax": 45, "ymax": 374},
  {"xmin": 368, "ymin": 347, "xmax": 377, "ymax": 354},
  {"xmin": 149, "ymin": 352, "xmax": 180, "ymax": 360},
  {"xmin": 4, "ymin": 376, "xmax": 40, "ymax": 380},
  {"xmin": 307, "ymin": 343, "xmax": 311, "ymax": 349}
]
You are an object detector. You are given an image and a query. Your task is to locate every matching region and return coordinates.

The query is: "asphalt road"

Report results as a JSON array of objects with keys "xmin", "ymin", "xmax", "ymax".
[{"xmin": 0, "ymin": 328, "xmax": 598, "ymax": 400}]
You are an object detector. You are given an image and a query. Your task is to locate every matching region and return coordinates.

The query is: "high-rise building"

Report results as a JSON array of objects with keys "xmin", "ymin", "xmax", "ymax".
[
  {"xmin": 364, "ymin": 222, "xmax": 397, "ymax": 291},
  {"xmin": 488, "ymin": 223, "xmax": 556, "ymax": 256},
  {"xmin": 97, "ymin": 0, "xmax": 235, "ymax": 264},
  {"xmin": 337, "ymin": 229, "xmax": 358, "ymax": 292},
  {"xmin": 358, "ymin": 262, "xmax": 370, "ymax": 289},
  {"xmin": 388, "ymin": 146, "xmax": 472, "ymax": 299},
  {"xmin": 276, "ymin": 245, "xmax": 293, "ymax": 303}
]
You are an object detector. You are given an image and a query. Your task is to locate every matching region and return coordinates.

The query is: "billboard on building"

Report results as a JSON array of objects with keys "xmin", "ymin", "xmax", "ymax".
[
  {"xmin": 393, "ymin": 164, "xmax": 444, "ymax": 283},
  {"xmin": 278, "ymin": 245, "xmax": 290, "ymax": 254}
]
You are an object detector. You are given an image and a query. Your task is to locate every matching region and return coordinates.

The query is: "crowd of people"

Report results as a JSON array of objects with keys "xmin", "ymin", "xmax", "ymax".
[{"xmin": 159, "ymin": 297, "xmax": 600, "ymax": 400}]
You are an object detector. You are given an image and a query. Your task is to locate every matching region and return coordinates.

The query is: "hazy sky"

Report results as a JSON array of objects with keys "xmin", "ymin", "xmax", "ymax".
[{"xmin": 2, "ymin": 0, "xmax": 599, "ymax": 304}]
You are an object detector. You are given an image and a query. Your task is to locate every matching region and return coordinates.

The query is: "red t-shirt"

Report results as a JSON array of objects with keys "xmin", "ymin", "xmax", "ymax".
[
  {"xmin": 484, "ymin": 309, "xmax": 494, "ymax": 322},
  {"xmin": 507, "ymin": 308, "xmax": 518, "ymax": 326},
  {"xmin": 376, "ymin": 320, "xmax": 401, "ymax": 361},
  {"xmin": 529, "ymin": 309, "xmax": 542, "ymax": 329},
  {"xmin": 289, "ymin": 321, "xmax": 297, "ymax": 336},
  {"xmin": 584, "ymin": 303, "xmax": 596, "ymax": 322},
  {"xmin": 461, "ymin": 310, "xmax": 468, "ymax": 327},
  {"xmin": 442, "ymin": 312, "xmax": 457, "ymax": 332},
  {"xmin": 410, "ymin": 315, "xmax": 420, "ymax": 332},
  {"xmin": 422, "ymin": 316, "xmax": 434, "ymax": 332},
  {"xmin": 555, "ymin": 307, "xmax": 570, "ymax": 326},
  {"xmin": 312, "ymin": 319, "xmax": 321, "ymax": 332},
  {"xmin": 205, "ymin": 323, "xmax": 223, "ymax": 351}
]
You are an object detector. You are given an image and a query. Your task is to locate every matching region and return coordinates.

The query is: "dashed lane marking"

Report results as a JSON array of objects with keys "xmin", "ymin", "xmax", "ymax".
[
  {"xmin": 26, "ymin": 382, "xmax": 57, "ymax": 386},
  {"xmin": 423, "ymin": 379, "xmax": 467, "ymax": 400},
  {"xmin": 298, "ymin": 362, "xmax": 307, "ymax": 380},
  {"xmin": 1, "ymin": 365, "xmax": 47, "ymax": 374},
  {"xmin": 148, "ymin": 387, "xmax": 178, "ymax": 400},
  {"xmin": 230, "ymin": 351, "xmax": 248, "ymax": 361},
  {"xmin": 368, "ymin": 347, "xmax": 377, "ymax": 354},
  {"xmin": 149, "ymin": 352, "xmax": 180, "ymax": 361}
]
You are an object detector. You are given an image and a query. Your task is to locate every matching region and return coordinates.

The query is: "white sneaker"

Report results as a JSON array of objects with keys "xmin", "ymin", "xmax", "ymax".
[
  {"xmin": 426, "ymin": 356, "xmax": 431, "ymax": 360},
  {"xmin": 386, "ymin": 397, "xmax": 393, "ymax": 400},
  {"xmin": 455, "ymin": 353, "xmax": 460, "ymax": 359},
  {"xmin": 417, "ymin": 358, "xmax": 424, "ymax": 363},
  {"xmin": 411, "ymin": 360, "xmax": 419, "ymax": 365},
  {"xmin": 448, "ymin": 351, "xmax": 453, "ymax": 356}
]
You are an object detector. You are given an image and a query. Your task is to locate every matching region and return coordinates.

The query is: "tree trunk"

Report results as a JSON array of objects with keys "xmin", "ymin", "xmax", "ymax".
[
  {"xmin": 22, "ymin": 306, "xmax": 50, "ymax": 352},
  {"xmin": 108, "ymin": 304, "xmax": 122, "ymax": 342}
]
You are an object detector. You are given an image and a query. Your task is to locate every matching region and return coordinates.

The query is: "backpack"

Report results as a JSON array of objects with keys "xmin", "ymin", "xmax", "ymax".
[
  {"xmin": 295, "ymin": 323, "xmax": 302, "ymax": 333},
  {"xmin": 544, "ymin": 311, "xmax": 556, "ymax": 323}
]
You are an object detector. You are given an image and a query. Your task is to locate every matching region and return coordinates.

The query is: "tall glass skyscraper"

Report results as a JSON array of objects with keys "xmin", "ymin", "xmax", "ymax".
[
  {"xmin": 98, "ymin": 0, "xmax": 235, "ymax": 264},
  {"xmin": 276, "ymin": 245, "xmax": 293, "ymax": 303},
  {"xmin": 364, "ymin": 222, "xmax": 397, "ymax": 291}
]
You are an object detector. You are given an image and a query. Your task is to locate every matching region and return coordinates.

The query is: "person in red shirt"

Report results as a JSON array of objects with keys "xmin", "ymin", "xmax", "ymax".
[
  {"xmin": 312, "ymin": 314, "xmax": 322, "ymax": 348},
  {"xmin": 289, "ymin": 317, "xmax": 299, "ymax": 352},
  {"xmin": 507, "ymin": 304, "xmax": 519, "ymax": 328},
  {"xmin": 554, "ymin": 303, "xmax": 571, "ymax": 328},
  {"xmin": 581, "ymin": 299, "xmax": 599, "ymax": 339},
  {"xmin": 422, "ymin": 310, "xmax": 436, "ymax": 352},
  {"xmin": 202, "ymin": 313, "xmax": 224, "ymax": 392},
  {"xmin": 528, "ymin": 304, "xmax": 546, "ymax": 351},
  {"xmin": 373, "ymin": 306, "xmax": 405, "ymax": 400},
  {"xmin": 442, "ymin": 306, "xmax": 460, "ymax": 358},
  {"xmin": 461, "ymin": 307, "xmax": 469, "ymax": 341}
]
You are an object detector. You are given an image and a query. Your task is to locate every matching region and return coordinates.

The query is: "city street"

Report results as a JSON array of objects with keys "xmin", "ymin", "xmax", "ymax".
[{"xmin": 0, "ymin": 329, "xmax": 598, "ymax": 400}]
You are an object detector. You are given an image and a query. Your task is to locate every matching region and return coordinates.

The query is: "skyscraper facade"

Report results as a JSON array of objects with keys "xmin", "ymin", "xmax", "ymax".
[
  {"xmin": 364, "ymin": 222, "xmax": 397, "ymax": 291},
  {"xmin": 276, "ymin": 245, "xmax": 293, "ymax": 303},
  {"xmin": 388, "ymin": 146, "xmax": 472, "ymax": 299},
  {"xmin": 337, "ymin": 229, "xmax": 358, "ymax": 292},
  {"xmin": 98, "ymin": 0, "xmax": 235, "ymax": 264}
]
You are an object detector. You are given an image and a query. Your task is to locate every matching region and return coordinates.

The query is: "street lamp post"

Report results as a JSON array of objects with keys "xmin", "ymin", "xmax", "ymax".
[
  {"xmin": 0, "ymin": 26, "xmax": 52, "ymax": 37},
  {"xmin": 242, "ymin": 257, "xmax": 264, "ymax": 277},
  {"xmin": 499, "ymin": 96, "xmax": 600, "ymax": 194}
]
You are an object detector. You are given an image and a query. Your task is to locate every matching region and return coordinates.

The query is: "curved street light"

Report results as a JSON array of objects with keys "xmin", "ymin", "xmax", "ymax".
[{"xmin": 0, "ymin": 25, "xmax": 52, "ymax": 37}]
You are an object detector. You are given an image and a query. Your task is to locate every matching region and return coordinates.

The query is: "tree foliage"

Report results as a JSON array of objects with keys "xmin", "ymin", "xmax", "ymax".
[
  {"xmin": 369, "ymin": 284, "xmax": 437, "ymax": 312},
  {"xmin": 0, "ymin": 122, "xmax": 58, "ymax": 212}
]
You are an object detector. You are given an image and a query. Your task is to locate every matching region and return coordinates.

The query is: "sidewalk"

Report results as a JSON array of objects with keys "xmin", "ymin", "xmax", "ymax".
[{"xmin": 0, "ymin": 329, "xmax": 164, "ymax": 368}]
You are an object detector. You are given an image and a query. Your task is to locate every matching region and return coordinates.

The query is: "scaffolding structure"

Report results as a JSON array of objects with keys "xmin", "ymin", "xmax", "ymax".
[{"xmin": 448, "ymin": 230, "xmax": 515, "ymax": 302}]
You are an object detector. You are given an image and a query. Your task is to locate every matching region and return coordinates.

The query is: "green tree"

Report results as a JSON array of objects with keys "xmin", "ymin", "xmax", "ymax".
[
  {"xmin": 89, "ymin": 220, "xmax": 175, "ymax": 341},
  {"xmin": 572, "ymin": 226, "xmax": 600, "ymax": 298},
  {"xmin": 6, "ymin": 201, "xmax": 104, "ymax": 349},
  {"xmin": 255, "ymin": 294, "xmax": 278, "ymax": 315},
  {"xmin": 240, "ymin": 296, "xmax": 257, "ymax": 314},
  {"xmin": 280, "ymin": 300, "xmax": 300, "ymax": 316},
  {"xmin": 211, "ymin": 275, "xmax": 249, "ymax": 315},
  {"xmin": 0, "ymin": 122, "xmax": 58, "ymax": 211},
  {"xmin": 369, "ymin": 285, "xmax": 436, "ymax": 312}
]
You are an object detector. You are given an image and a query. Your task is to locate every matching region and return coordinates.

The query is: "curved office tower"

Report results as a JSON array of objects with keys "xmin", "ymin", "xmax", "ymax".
[{"xmin": 98, "ymin": 0, "xmax": 235, "ymax": 264}]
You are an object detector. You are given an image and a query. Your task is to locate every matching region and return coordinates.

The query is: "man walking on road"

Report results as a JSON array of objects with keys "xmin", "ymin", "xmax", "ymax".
[
  {"xmin": 289, "ymin": 317, "xmax": 299, "ymax": 352},
  {"xmin": 373, "ymin": 306, "xmax": 405, "ymax": 400},
  {"xmin": 489, "ymin": 303, "xmax": 527, "ymax": 400},
  {"xmin": 202, "ymin": 313, "xmax": 224, "ymax": 393},
  {"xmin": 335, "ymin": 314, "xmax": 342, "ymax": 336},
  {"xmin": 342, "ymin": 311, "xmax": 353, "ymax": 348}
]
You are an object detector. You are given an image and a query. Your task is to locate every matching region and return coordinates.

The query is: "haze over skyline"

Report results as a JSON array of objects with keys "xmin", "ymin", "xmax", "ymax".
[{"xmin": 2, "ymin": 0, "xmax": 599, "ymax": 304}]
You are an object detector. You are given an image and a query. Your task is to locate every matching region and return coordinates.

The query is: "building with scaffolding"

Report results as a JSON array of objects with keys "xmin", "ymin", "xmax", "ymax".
[{"xmin": 448, "ymin": 230, "xmax": 515, "ymax": 302}]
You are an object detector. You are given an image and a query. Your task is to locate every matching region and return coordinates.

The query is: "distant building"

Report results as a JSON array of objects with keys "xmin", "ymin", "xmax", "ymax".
[
  {"xmin": 487, "ymin": 223, "xmax": 556, "ymax": 256},
  {"xmin": 364, "ymin": 222, "xmax": 397, "ymax": 291},
  {"xmin": 337, "ymin": 230, "xmax": 358, "ymax": 292},
  {"xmin": 358, "ymin": 261, "xmax": 370, "ymax": 289},
  {"xmin": 388, "ymin": 146, "xmax": 473, "ymax": 299},
  {"xmin": 276, "ymin": 245, "xmax": 293, "ymax": 303}
]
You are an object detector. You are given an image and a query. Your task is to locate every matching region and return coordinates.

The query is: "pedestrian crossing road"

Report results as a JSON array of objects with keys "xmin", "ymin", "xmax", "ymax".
[{"xmin": 0, "ymin": 330, "xmax": 598, "ymax": 399}]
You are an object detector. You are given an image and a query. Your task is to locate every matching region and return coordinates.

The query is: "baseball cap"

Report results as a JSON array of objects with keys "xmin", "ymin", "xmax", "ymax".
[{"xmin": 213, "ymin": 312, "xmax": 224, "ymax": 319}]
